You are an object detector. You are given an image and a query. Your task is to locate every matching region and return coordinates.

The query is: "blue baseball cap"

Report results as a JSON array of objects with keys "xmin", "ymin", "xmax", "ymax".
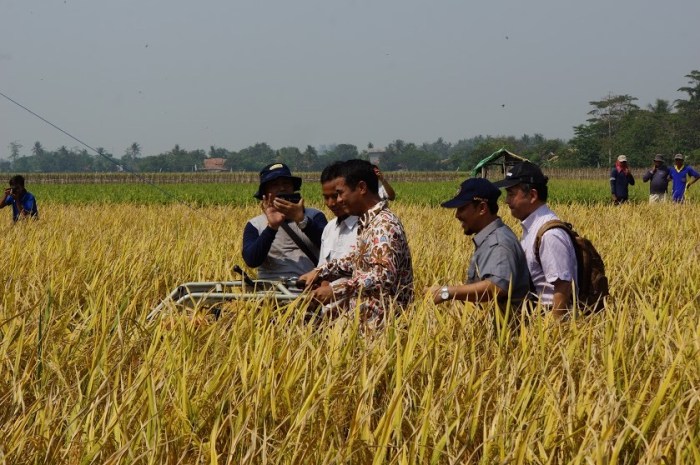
[
  {"xmin": 441, "ymin": 178, "xmax": 501, "ymax": 208},
  {"xmin": 254, "ymin": 163, "xmax": 302, "ymax": 199}
]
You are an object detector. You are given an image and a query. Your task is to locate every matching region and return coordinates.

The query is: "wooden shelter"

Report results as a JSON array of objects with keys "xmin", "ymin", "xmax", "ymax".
[{"xmin": 471, "ymin": 148, "xmax": 529, "ymax": 178}]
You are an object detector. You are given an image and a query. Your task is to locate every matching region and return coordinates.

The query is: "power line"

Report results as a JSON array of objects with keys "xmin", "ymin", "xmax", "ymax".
[{"xmin": 0, "ymin": 90, "xmax": 212, "ymax": 219}]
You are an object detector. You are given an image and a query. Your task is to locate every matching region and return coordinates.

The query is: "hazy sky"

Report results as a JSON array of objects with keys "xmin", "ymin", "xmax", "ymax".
[{"xmin": 2, "ymin": 0, "xmax": 699, "ymax": 157}]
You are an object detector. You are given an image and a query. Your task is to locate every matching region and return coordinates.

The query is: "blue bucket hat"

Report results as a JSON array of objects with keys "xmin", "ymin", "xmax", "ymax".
[
  {"xmin": 441, "ymin": 178, "xmax": 501, "ymax": 208},
  {"xmin": 254, "ymin": 163, "xmax": 302, "ymax": 199}
]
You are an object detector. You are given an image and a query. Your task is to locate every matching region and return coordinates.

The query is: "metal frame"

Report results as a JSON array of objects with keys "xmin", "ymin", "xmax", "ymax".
[{"xmin": 147, "ymin": 278, "xmax": 304, "ymax": 321}]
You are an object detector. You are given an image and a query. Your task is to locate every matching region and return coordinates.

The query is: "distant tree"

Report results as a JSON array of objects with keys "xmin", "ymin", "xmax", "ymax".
[
  {"xmin": 587, "ymin": 93, "xmax": 639, "ymax": 166},
  {"xmin": 32, "ymin": 141, "xmax": 44, "ymax": 157},
  {"xmin": 9, "ymin": 141, "xmax": 22, "ymax": 166},
  {"xmin": 675, "ymin": 70, "xmax": 700, "ymax": 150}
]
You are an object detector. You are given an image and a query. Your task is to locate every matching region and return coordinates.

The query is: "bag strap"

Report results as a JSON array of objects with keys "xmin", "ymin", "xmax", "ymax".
[
  {"xmin": 533, "ymin": 220, "xmax": 576, "ymax": 265},
  {"xmin": 280, "ymin": 221, "xmax": 319, "ymax": 265}
]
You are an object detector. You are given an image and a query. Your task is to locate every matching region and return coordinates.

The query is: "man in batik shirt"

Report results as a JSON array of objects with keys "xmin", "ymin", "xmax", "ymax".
[{"xmin": 300, "ymin": 159, "xmax": 414, "ymax": 325}]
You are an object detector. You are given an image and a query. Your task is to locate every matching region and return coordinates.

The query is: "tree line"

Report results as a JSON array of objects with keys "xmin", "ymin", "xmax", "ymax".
[{"xmin": 3, "ymin": 70, "xmax": 699, "ymax": 173}]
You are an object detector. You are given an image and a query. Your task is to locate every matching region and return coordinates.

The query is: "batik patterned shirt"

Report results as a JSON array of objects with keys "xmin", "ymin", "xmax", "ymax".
[{"xmin": 316, "ymin": 201, "xmax": 414, "ymax": 323}]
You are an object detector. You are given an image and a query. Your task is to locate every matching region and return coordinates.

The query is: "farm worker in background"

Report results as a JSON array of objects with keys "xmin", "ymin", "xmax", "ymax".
[
  {"xmin": 642, "ymin": 154, "xmax": 671, "ymax": 203},
  {"xmin": 373, "ymin": 165, "xmax": 396, "ymax": 201},
  {"xmin": 493, "ymin": 162, "xmax": 578, "ymax": 319},
  {"xmin": 242, "ymin": 163, "xmax": 327, "ymax": 280},
  {"xmin": 301, "ymin": 159, "xmax": 414, "ymax": 327},
  {"xmin": 425, "ymin": 178, "xmax": 530, "ymax": 313},
  {"xmin": 318, "ymin": 161, "xmax": 359, "ymax": 267},
  {"xmin": 610, "ymin": 155, "xmax": 635, "ymax": 204},
  {"xmin": 1, "ymin": 175, "xmax": 38, "ymax": 222},
  {"xmin": 668, "ymin": 153, "xmax": 700, "ymax": 203}
]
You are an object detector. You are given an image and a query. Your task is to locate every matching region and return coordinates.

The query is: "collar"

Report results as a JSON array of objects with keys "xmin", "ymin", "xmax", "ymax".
[
  {"xmin": 520, "ymin": 204, "xmax": 551, "ymax": 235},
  {"xmin": 674, "ymin": 164, "xmax": 684, "ymax": 172},
  {"xmin": 338, "ymin": 215, "xmax": 359, "ymax": 230},
  {"xmin": 472, "ymin": 217, "xmax": 504, "ymax": 248},
  {"xmin": 358, "ymin": 201, "xmax": 386, "ymax": 232}
]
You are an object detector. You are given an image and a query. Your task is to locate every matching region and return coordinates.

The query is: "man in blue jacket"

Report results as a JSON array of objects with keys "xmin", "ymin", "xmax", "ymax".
[
  {"xmin": 1, "ymin": 175, "xmax": 38, "ymax": 221},
  {"xmin": 242, "ymin": 163, "xmax": 327, "ymax": 280},
  {"xmin": 610, "ymin": 155, "xmax": 635, "ymax": 204}
]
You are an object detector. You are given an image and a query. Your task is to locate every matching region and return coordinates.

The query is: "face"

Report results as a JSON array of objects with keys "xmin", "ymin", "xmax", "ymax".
[
  {"xmin": 455, "ymin": 201, "xmax": 482, "ymax": 236},
  {"xmin": 8, "ymin": 182, "xmax": 23, "ymax": 196},
  {"xmin": 262, "ymin": 178, "xmax": 295, "ymax": 197},
  {"xmin": 322, "ymin": 179, "xmax": 346, "ymax": 218},
  {"xmin": 335, "ymin": 178, "xmax": 365, "ymax": 217},
  {"xmin": 505, "ymin": 185, "xmax": 536, "ymax": 221},
  {"xmin": 654, "ymin": 160, "xmax": 662, "ymax": 168},
  {"xmin": 675, "ymin": 158, "xmax": 683, "ymax": 167}
]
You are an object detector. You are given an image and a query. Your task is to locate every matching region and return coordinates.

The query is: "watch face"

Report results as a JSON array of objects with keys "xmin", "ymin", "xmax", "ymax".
[{"xmin": 441, "ymin": 290, "xmax": 449, "ymax": 301}]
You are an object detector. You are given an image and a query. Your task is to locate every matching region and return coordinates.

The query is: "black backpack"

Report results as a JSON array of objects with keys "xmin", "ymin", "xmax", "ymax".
[{"xmin": 534, "ymin": 220, "xmax": 609, "ymax": 313}]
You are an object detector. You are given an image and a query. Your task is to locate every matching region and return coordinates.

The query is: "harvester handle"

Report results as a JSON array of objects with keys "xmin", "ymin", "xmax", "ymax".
[{"xmin": 233, "ymin": 265, "xmax": 255, "ymax": 287}]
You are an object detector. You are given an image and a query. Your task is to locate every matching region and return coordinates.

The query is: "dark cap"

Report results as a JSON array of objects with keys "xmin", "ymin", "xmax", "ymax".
[
  {"xmin": 253, "ymin": 163, "xmax": 302, "ymax": 199},
  {"xmin": 492, "ymin": 161, "xmax": 548, "ymax": 189},
  {"xmin": 653, "ymin": 154, "xmax": 664, "ymax": 162},
  {"xmin": 441, "ymin": 178, "xmax": 501, "ymax": 208}
]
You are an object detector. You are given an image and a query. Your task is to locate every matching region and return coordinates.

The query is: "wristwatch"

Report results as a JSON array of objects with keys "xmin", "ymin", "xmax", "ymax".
[
  {"xmin": 296, "ymin": 216, "xmax": 309, "ymax": 229},
  {"xmin": 440, "ymin": 286, "xmax": 450, "ymax": 302}
]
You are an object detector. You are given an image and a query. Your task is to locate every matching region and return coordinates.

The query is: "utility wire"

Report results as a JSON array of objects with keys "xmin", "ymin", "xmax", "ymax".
[{"xmin": 0, "ymin": 90, "xmax": 213, "ymax": 219}]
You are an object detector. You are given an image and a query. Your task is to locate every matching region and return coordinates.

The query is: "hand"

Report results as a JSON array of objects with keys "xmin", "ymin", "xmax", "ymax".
[
  {"xmin": 425, "ymin": 285, "xmax": 444, "ymax": 305},
  {"xmin": 273, "ymin": 196, "xmax": 305, "ymax": 223},
  {"xmin": 312, "ymin": 282, "xmax": 334, "ymax": 304},
  {"xmin": 611, "ymin": 194, "xmax": 618, "ymax": 202},
  {"xmin": 3, "ymin": 188, "xmax": 11, "ymax": 196},
  {"xmin": 373, "ymin": 167, "xmax": 384, "ymax": 181},
  {"xmin": 262, "ymin": 195, "xmax": 285, "ymax": 229},
  {"xmin": 299, "ymin": 269, "xmax": 321, "ymax": 289}
]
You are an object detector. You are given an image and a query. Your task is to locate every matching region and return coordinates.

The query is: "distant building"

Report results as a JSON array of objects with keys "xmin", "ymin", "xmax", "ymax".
[
  {"xmin": 202, "ymin": 157, "xmax": 226, "ymax": 172},
  {"xmin": 367, "ymin": 147, "xmax": 387, "ymax": 166}
]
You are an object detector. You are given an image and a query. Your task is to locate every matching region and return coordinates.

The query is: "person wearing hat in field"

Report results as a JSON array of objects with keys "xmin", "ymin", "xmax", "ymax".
[
  {"xmin": 642, "ymin": 154, "xmax": 671, "ymax": 203},
  {"xmin": 610, "ymin": 155, "xmax": 635, "ymax": 204},
  {"xmin": 425, "ymin": 177, "xmax": 530, "ymax": 311},
  {"xmin": 0, "ymin": 175, "xmax": 38, "ymax": 222},
  {"xmin": 301, "ymin": 159, "xmax": 413, "ymax": 327},
  {"xmin": 668, "ymin": 153, "xmax": 700, "ymax": 203},
  {"xmin": 493, "ymin": 162, "xmax": 578, "ymax": 318},
  {"xmin": 242, "ymin": 163, "xmax": 327, "ymax": 280}
]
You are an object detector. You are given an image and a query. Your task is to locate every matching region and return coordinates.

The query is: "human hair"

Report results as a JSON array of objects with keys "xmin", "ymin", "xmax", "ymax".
[
  {"xmin": 517, "ymin": 182, "xmax": 548, "ymax": 202},
  {"xmin": 9, "ymin": 175, "xmax": 25, "ymax": 187},
  {"xmin": 338, "ymin": 159, "xmax": 379, "ymax": 195},
  {"xmin": 472, "ymin": 198, "xmax": 499, "ymax": 215},
  {"xmin": 320, "ymin": 161, "xmax": 345, "ymax": 184}
]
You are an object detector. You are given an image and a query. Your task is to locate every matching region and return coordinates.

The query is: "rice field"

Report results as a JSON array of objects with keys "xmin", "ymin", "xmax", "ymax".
[{"xmin": 0, "ymin": 182, "xmax": 699, "ymax": 464}]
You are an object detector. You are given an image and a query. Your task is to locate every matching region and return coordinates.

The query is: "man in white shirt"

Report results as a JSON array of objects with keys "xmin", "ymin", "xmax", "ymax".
[
  {"xmin": 318, "ymin": 162, "xmax": 359, "ymax": 268},
  {"xmin": 494, "ymin": 162, "xmax": 578, "ymax": 318}
]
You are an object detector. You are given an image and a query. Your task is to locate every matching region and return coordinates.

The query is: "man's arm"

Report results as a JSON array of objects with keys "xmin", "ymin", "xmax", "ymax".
[
  {"xmin": 300, "ymin": 210, "xmax": 327, "ymax": 247},
  {"xmin": 642, "ymin": 169, "xmax": 654, "ymax": 182},
  {"xmin": 427, "ymin": 280, "xmax": 504, "ymax": 304},
  {"xmin": 379, "ymin": 179, "xmax": 396, "ymax": 201},
  {"xmin": 627, "ymin": 171, "xmax": 635, "ymax": 185},
  {"xmin": 0, "ymin": 189, "xmax": 11, "ymax": 209},
  {"xmin": 551, "ymin": 280, "xmax": 573, "ymax": 318},
  {"xmin": 242, "ymin": 222, "xmax": 277, "ymax": 268},
  {"xmin": 686, "ymin": 167, "xmax": 700, "ymax": 189},
  {"xmin": 610, "ymin": 170, "xmax": 617, "ymax": 201}
]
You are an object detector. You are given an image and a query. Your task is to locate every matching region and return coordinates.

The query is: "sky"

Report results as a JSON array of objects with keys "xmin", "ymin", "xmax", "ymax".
[{"xmin": 2, "ymin": 0, "xmax": 699, "ymax": 158}]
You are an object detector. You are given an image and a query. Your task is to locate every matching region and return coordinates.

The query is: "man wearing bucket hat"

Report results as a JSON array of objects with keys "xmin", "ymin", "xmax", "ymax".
[
  {"xmin": 642, "ymin": 154, "xmax": 671, "ymax": 203},
  {"xmin": 493, "ymin": 162, "xmax": 578, "ymax": 317},
  {"xmin": 668, "ymin": 153, "xmax": 700, "ymax": 203},
  {"xmin": 242, "ymin": 163, "xmax": 327, "ymax": 280},
  {"xmin": 426, "ymin": 178, "xmax": 530, "ymax": 310},
  {"xmin": 609, "ymin": 155, "xmax": 635, "ymax": 204}
]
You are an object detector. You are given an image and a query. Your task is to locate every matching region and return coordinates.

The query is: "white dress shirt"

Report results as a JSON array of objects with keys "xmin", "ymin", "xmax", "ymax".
[
  {"xmin": 318, "ymin": 215, "xmax": 359, "ymax": 266},
  {"xmin": 520, "ymin": 204, "xmax": 578, "ymax": 305}
]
